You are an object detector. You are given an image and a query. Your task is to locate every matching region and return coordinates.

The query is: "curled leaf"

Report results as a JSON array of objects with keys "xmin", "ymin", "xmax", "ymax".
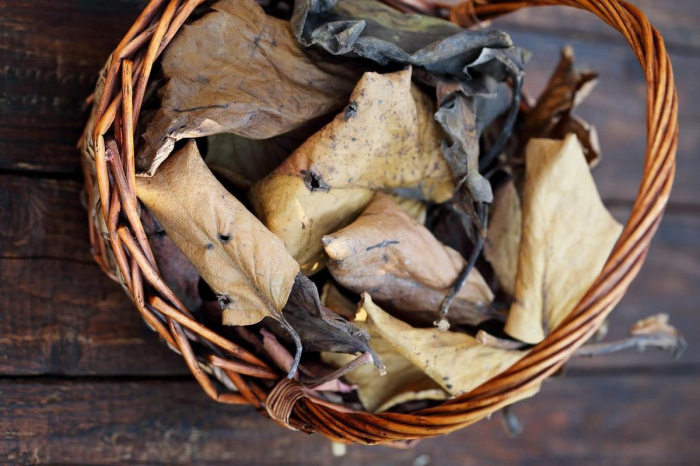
[
  {"xmin": 138, "ymin": 0, "xmax": 363, "ymax": 175},
  {"xmin": 525, "ymin": 46, "xmax": 600, "ymax": 166},
  {"xmin": 135, "ymin": 140, "xmax": 302, "ymax": 375},
  {"xmin": 283, "ymin": 273, "xmax": 384, "ymax": 372},
  {"xmin": 505, "ymin": 135, "xmax": 623, "ymax": 344},
  {"xmin": 249, "ymin": 68, "xmax": 454, "ymax": 273},
  {"xmin": 576, "ymin": 314, "xmax": 687, "ymax": 359},
  {"xmin": 323, "ymin": 192, "xmax": 497, "ymax": 327}
]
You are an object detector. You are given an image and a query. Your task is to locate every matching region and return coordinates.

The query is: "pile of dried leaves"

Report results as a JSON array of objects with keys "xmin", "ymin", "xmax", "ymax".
[{"xmin": 129, "ymin": 0, "xmax": 685, "ymax": 418}]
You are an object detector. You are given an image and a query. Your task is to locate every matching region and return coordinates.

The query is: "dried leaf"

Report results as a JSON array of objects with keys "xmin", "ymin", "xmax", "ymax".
[
  {"xmin": 137, "ymin": 0, "xmax": 363, "ymax": 175},
  {"xmin": 293, "ymin": 0, "xmax": 512, "ymax": 75},
  {"xmin": 141, "ymin": 208, "xmax": 202, "ymax": 312},
  {"xmin": 205, "ymin": 120, "xmax": 327, "ymax": 190},
  {"xmin": 321, "ymin": 282, "xmax": 358, "ymax": 321},
  {"xmin": 505, "ymin": 135, "xmax": 623, "ymax": 344},
  {"xmin": 282, "ymin": 273, "xmax": 384, "ymax": 370},
  {"xmin": 576, "ymin": 314, "xmax": 686, "ymax": 359},
  {"xmin": 249, "ymin": 68, "xmax": 454, "ymax": 273},
  {"xmin": 361, "ymin": 294, "xmax": 530, "ymax": 397},
  {"xmin": 389, "ymin": 195, "xmax": 427, "ymax": 225},
  {"xmin": 323, "ymin": 192, "xmax": 497, "ymax": 327},
  {"xmin": 135, "ymin": 140, "xmax": 301, "ymax": 335},
  {"xmin": 525, "ymin": 46, "xmax": 600, "ymax": 166},
  {"xmin": 483, "ymin": 180, "xmax": 521, "ymax": 295}
]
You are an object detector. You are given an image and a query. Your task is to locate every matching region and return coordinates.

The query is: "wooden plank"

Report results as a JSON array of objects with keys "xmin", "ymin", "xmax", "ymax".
[
  {"xmin": 0, "ymin": 176, "xmax": 92, "ymax": 262},
  {"xmin": 0, "ymin": 0, "xmax": 146, "ymax": 175},
  {"xmin": 1, "ymin": 1, "xmax": 699, "ymax": 204},
  {"xmin": 0, "ymin": 258, "xmax": 188, "ymax": 376},
  {"xmin": 0, "ymin": 375, "xmax": 697, "ymax": 464}
]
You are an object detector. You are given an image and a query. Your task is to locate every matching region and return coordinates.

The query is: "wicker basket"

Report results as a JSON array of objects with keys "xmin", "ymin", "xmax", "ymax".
[{"xmin": 79, "ymin": 0, "xmax": 677, "ymax": 444}]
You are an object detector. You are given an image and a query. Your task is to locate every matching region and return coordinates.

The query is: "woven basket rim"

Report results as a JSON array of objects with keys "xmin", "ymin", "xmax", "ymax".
[{"xmin": 79, "ymin": 0, "xmax": 677, "ymax": 444}]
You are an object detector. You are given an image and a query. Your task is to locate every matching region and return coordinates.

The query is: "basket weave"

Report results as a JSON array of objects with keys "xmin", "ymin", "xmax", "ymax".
[{"xmin": 79, "ymin": 0, "xmax": 677, "ymax": 444}]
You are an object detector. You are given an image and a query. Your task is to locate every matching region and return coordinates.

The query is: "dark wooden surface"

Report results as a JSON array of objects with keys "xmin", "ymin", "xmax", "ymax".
[{"xmin": 0, "ymin": 1, "xmax": 698, "ymax": 464}]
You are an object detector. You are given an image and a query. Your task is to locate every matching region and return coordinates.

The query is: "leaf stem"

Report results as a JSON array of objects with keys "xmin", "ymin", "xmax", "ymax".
[{"xmin": 436, "ymin": 203, "xmax": 489, "ymax": 330}]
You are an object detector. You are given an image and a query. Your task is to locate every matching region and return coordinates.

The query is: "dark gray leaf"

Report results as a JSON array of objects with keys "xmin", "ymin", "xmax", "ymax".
[{"xmin": 284, "ymin": 273, "xmax": 384, "ymax": 371}]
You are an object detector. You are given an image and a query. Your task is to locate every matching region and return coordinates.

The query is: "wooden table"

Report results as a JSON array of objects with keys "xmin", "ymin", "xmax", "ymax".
[{"xmin": 1, "ymin": 1, "xmax": 699, "ymax": 464}]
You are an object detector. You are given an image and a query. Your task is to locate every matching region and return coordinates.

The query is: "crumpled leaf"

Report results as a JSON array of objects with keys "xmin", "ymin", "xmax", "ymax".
[
  {"xmin": 249, "ymin": 68, "xmax": 454, "ymax": 273},
  {"xmin": 524, "ymin": 46, "xmax": 600, "ymax": 166},
  {"xmin": 282, "ymin": 273, "xmax": 384, "ymax": 371},
  {"xmin": 323, "ymin": 192, "xmax": 497, "ymax": 327},
  {"xmin": 137, "ymin": 0, "xmax": 363, "ymax": 176},
  {"xmin": 141, "ymin": 207, "xmax": 202, "ymax": 312},
  {"xmin": 293, "ymin": 0, "xmax": 512, "ymax": 73},
  {"xmin": 505, "ymin": 135, "xmax": 623, "ymax": 344},
  {"xmin": 483, "ymin": 180, "xmax": 521, "ymax": 295},
  {"xmin": 360, "ymin": 294, "xmax": 530, "ymax": 397},
  {"xmin": 135, "ymin": 141, "xmax": 302, "ymax": 365},
  {"xmin": 323, "ymin": 324, "xmax": 448, "ymax": 413}
]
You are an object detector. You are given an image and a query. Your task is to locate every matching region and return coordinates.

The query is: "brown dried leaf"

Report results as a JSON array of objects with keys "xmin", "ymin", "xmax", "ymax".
[
  {"xmin": 525, "ymin": 46, "xmax": 600, "ymax": 166},
  {"xmin": 505, "ymin": 135, "xmax": 623, "ymax": 344},
  {"xmin": 361, "ymin": 294, "xmax": 531, "ymax": 397},
  {"xmin": 321, "ymin": 282, "xmax": 358, "ymax": 321},
  {"xmin": 135, "ymin": 141, "xmax": 300, "ymax": 331},
  {"xmin": 141, "ymin": 208, "xmax": 202, "ymax": 312},
  {"xmin": 249, "ymin": 68, "xmax": 454, "ymax": 274},
  {"xmin": 483, "ymin": 180, "xmax": 521, "ymax": 295},
  {"xmin": 323, "ymin": 193, "xmax": 497, "ymax": 327},
  {"xmin": 137, "ymin": 0, "xmax": 362, "ymax": 175}
]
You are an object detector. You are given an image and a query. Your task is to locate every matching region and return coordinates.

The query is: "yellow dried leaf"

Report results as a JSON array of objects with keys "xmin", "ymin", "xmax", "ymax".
[
  {"xmin": 323, "ymin": 193, "xmax": 496, "ymax": 327},
  {"xmin": 249, "ymin": 68, "xmax": 454, "ymax": 273},
  {"xmin": 361, "ymin": 294, "xmax": 529, "ymax": 397},
  {"xmin": 136, "ymin": 141, "xmax": 300, "ymax": 327},
  {"xmin": 484, "ymin": 180, "xmax": 521, "ymax": 295},
  {"xmin": 389, "ymin": 195, "xmax": 427, "ymax": 225},
  {"xmin": 505, "ymin": 135, "xmax": 623, "ymax": 344}
]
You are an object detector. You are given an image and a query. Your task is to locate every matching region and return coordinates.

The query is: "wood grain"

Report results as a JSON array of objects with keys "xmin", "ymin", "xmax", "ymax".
[
  {"xmin": 0, "ymin": 0, "xmax": 146, "ymax": 175},
  {"xmin": 0, "ymin": 176, "xmax": 91, "ymax": 262},
  {"xmin": 1, "ymin": 375, "xmax": 698, "ymax": 464},
  {"xmin": 0, "ymin": 257, "xmax": 188, "ymax": 376}
]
